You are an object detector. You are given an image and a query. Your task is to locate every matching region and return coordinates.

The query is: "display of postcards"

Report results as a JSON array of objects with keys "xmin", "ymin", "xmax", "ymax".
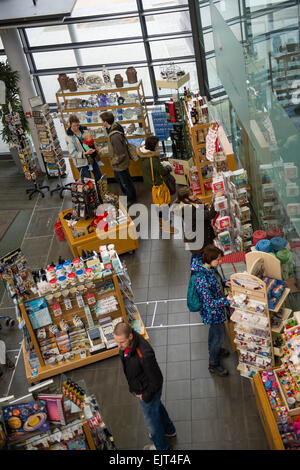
[
  {"xmin": 286, "ymin": 183, "xmax": 299, "ymax": 198},
  {"xmin": 262, "ymin": 184, "xmax": 276, "ymax": 200},
  {"xmin": 26, "ymin": 298, "xmax": 52, "ymax": 330},
  {"xmin": 259, "ymin": 164, "xmax": 274, "ymax": 184},
  {"xmin": 33, "ymin": 117, "xmax": 44, "ymax": 124},
  {"xmin": 99, "ymin": 316, "xmax": 117, "ymax": 348},
  {"xmin": 2, "ymin": 402, "xmax": 50, "ymax": 442}
]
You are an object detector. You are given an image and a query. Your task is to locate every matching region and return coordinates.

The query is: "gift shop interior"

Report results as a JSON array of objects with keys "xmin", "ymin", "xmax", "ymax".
[{"xmin": 0, "ymin": 0, "xmax": 300, "ymax": 452}]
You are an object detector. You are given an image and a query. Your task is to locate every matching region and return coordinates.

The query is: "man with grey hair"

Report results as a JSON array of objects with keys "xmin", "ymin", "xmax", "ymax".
[{"xmin": 113, "ymin": 322, "xmax": 176, "ymax": 450}]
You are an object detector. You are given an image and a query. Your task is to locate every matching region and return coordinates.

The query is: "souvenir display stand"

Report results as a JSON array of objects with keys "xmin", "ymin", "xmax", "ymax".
[
  {"xmin": 6, "ymin": 112, "xmax": 49, "ymax": 200},
  {"xmin": 20, "ymin": 272, "xmax": 145, "ymax": 384},
  {"xmin": 183, "ymin": 99, "xmax": 236, "ymax": 203},
  {"xmin": 56, "ymin": 80, "xmax": 150, "ymax": 180},
  {"xmin": 229, "ymin": 271, "xmax": 275, "ymax": 379},
  {"xmin": 58, "ymin": 204, "xmax": 139, "ymax": 258}
]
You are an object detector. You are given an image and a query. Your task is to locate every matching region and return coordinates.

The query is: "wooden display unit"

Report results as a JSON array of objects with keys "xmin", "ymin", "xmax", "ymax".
[
  {"xmin": 58, "ymin": 205, "xmax": 139, "ymax": 258},
  {"xmin": 253, "ymin": 371, "xmax": 285, "ymax": 450},
  {"xmin": 183, "ymin": 101, "xmax": 236, "ymax": 203},
  {"xmin": 156, "ymin": 73, "xmax": 190, "ymax": 90},
  {"xmin": 229, "ymin": 271, "xmax": 274, "ymax": 379},
  {"xmin": 56, "ymin": 80, "xmax": 150, "ymax": 180},
  {"xmin": 20, "ymin": 274, "xmax": 146, "ymax": 384}
]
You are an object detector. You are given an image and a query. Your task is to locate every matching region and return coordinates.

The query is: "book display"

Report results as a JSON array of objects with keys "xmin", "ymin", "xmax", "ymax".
[
  {"xmin": 56, "ymin": 78, "xmax": 150, "ymax": 180},
  {"xmin": 5, "ymin": 112, "xmax": 49, "ymax": 199}
]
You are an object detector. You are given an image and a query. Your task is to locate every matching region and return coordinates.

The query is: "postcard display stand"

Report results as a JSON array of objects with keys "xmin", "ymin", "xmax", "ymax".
[
  {"xmin": 212, "ymin": 168, "xmax": 252, "ymax": 254},
  {"xmin": 230, "ymin": 272, "xmax": 274, "ymax": 379},
  {"xmin": 5, "ymin": 112, "xmax": 49, "ymax": 199}
]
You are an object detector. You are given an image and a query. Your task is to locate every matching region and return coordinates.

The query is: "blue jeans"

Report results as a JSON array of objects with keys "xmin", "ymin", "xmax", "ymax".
[
  {"xmin": 78, "ymin": 160, "xmax": 102, "ymax": 182},
  {"xmin": 114, "ymin": 169, "xmax": 136, "ymax": 203},
  {"xmin": 139, "ymin": 388, "xmax": 175, "ymax": 450},
  {"xmin": 208, "ymin": 322, "xmax": 225, "ymax": 367}
]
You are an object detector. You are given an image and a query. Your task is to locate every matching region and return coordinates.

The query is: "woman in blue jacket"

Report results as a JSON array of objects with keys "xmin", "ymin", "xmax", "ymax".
[{"xmin": 192, "ymin": 245, "xmax": 232, "ymax": 377}]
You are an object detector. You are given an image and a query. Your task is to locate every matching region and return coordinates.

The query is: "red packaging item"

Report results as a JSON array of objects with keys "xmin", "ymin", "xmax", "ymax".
[
  {"xmin": 253, "ymin": 230, "xmax": 267, "ymax": 245},
  {"xmin": 86, "ymin": 291, "xmax": 96, "ymax": 305},
  {"xmin": 168, "ymin": 99, "xmax": 176, "ymax": 123},
  {"xmin": 52, "ymin": 302, "xmax": 62, "ymax": 317}
]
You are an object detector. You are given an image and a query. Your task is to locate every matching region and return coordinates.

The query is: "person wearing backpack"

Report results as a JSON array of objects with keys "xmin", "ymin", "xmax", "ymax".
[
  {"xmin": 100, "ymin": 111, "xmax": 137, "ymax": 205},
  {"xmin": 189, "ymin": 245, "xmax": 232, "ymax": 377},
  {"xmin": 113, "ymin": 322, "xmax": 176, "ymax": 450},
  {"xmin": 137, "ymin": 135, "xmax": 177, "ymax": 234}
]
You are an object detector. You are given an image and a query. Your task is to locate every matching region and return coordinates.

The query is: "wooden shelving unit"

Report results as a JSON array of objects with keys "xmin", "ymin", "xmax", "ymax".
[
  {"xmin": 56, "ymin": 80, "xmax": 150, "ymax": 179},
  {"xmin": 183, "ymin": 101, "xmax": 236, "ymax": 203},
  {"xmin": 20, "ymin": 274, "xmax": 147, "ymax": 384}
]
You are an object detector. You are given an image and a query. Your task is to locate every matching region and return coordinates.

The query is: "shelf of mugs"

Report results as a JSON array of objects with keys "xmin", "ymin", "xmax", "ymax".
[{"xmin": 56, "ymin": 79, "xmax": 144, "ymax": 97}]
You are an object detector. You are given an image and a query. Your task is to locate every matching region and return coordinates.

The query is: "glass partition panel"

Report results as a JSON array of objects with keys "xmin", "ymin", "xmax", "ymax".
[{"xmin": 145, "ymin": 10, "xmax": 191, "ymax": 35}]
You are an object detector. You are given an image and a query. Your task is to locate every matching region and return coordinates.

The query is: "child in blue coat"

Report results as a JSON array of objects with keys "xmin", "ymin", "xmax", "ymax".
[{"xmin": 192, "ymin": 245, "xmax": 232, "ymax": 376}]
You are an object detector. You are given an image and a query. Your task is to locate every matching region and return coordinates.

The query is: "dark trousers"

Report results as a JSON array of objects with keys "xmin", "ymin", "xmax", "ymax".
[
  {"xmin": 114, "ymin": 169, "xmax": 136, "ymax": 203},
  {"xmin": 208, "ymin": 322, "xmax": 225, "ymax": 367},
  {"xmin": 78, "ymin": 161, "xmax": 102, "ymax": 182},
  {"xmin": 138, "ymin": 388, "xmax": 175, "ymax": 450}
]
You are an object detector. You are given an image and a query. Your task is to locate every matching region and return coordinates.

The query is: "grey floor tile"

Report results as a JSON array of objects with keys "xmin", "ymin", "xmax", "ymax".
[
  {"xmin": 214, "ymin": 375, "xmax": 243, "ymax": 398},
  {"xmin": 165, "ymin": 399, "xmax": 191, "ymax": 422},
  {"xmin": 167, "ymin": 343, "xmax": 190, "ymax": 362},
  {"xmin": 46, "ymin": 234, "xmax": 73, "ymax": 265},
  {"xmin": 148, "ymin": 286, "xmax": 168, "ymax": 301},
  {"xmin": 168, "ymin": 300, "xmax": 189, "ymax": 314},
  {"xmin": 245, "ymin": 414, "xmax": 266, "ymax": 440},
  {"xmin": 167, "ymin": 326, "xmax": 189, "ymax": 345},
  {"xmin": 166, "ymin": 380, "xmax": 191, "ymax": 400},
  {"xmin": 130, "ymin": 275, "xmax": 149, "ymax": 289},
  {"xmin": 25, "ymin": 208, "xmax": 60, "ymax": 238},
  {"xmin": 190, "ymin": 324, "xmax": 209, "ymax": 342},
  {"xmin": 148, "ymin": 328, "xmax": 167, "ymax": 346},
  {"xmin": 168, "ymin": 284, "xmax": 188, "ymax": 299},
  {"xmin": 155, "ymin": 302, "xmax": 168, "ymax": 315},
  {"xmin": 148, "ymin": 250, "xmax": 170, "ymax": 263},
  {"xmin": 216, "ymin": 395, "xmax": 244, "ymax": 418},
  {"xmin": 148, "ymin": 274, "xmax": 169, "ymax": 288},
  {"xmin": 191, "ymin": 419, "xmax": 219, "ymax": 443},
  {"xmin": 191, "ymin": 342, "xmax": 209, "ymax": 360},
  {"xmin": 133, "ymin": 288, "xmax": 148, "ymax": 302},
  {"xmin": 151, "ymin": 314, "xmax": 168, "ymax": 327},
  {"xmin": 189, "ymin": 311, "xmax": 203, "ymax": 324},
  {"xmin": 167, "ymin": 312, "xmax": 190, "ymax": 325},
  {"xmin": 166, "ymin": 361, "xmax": 191, "ymax": 381},
  {"xmin": 247, "ymin": 438, "xmax": 269, "ymax": 450},
  {"xmin": 21, "ymin": 235, "xmax": 53, "ymax": 269},
  {"xmin": 149, "ymin": 262, "xmax": 168, "ymax": 276},
  {"xmin": 192, "ymin": 398, "xmax": 217, "ymax": 419},
  {"xmin": 215, "ymin": 416, "xmax": 247, "ymax": 442},
  {"xmin": 153, "ymin": 345, "xmax": 167, "ymax": 364},
  {"xmin": 191, "ymin": 377, "xmax": 217, "ymax": 398},
  {"xmin": 191, "ymin": 360, "xmax": 211, "ymax": 379}
]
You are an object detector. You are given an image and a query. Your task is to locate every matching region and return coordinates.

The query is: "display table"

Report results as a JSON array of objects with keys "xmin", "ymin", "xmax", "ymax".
[
  {"xmin": 59, "ymin": 206, "xmax": 139, "ymax": 258},
  {"xmin": 253, "ymin": 371, "xmax": 285, "ymax": 450}
]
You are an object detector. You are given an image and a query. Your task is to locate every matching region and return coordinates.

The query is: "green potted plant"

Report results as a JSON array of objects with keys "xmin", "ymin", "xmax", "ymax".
[{"xmin": 0, "ymin": 60, "xmax": 29, "ymax": 145}]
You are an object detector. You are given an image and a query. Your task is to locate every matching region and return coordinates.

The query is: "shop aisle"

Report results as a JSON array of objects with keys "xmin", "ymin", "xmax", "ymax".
[{"xmin": 0, "ymin": 165, "xmax": 269, "ymax": 450}]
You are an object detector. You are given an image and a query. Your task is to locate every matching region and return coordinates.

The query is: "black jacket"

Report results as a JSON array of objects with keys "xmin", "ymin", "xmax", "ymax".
[{"xmin": 120, "ymin": 331, "xmax": 163, "ymax": 403}]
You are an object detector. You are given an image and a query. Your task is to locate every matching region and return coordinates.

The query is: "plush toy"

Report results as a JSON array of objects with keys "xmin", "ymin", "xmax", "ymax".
[{"xmin": 87, "ymin": 212, "xmax": 109, "ymax": 233}]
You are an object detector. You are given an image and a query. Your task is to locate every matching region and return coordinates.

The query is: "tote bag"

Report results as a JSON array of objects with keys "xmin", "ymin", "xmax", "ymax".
[{"xmin": 150, "ymin": 157, "xmax": 171, "ymax": 206}]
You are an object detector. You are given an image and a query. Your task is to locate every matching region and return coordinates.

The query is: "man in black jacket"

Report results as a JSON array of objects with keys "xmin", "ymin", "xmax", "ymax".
[{"xmin": 113, "ymin": 322, "xmax": 176, "ymax": 450}]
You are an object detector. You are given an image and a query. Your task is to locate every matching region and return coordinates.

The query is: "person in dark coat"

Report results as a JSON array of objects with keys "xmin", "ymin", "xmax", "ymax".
[
  {"xmin": 100, "ymin": 111, "xmax": 136, "ymax": 205},
  {"xmin": 113, "ymin": 322, "xmax": 176, "ymax": 450},
  {"xmin": 173, "ymin": 186, "xmax": 223, "ymax": 255}
]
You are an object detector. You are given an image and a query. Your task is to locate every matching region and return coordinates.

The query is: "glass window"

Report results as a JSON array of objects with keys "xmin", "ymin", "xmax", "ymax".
[
  {"xmin": 199, "ymin": 4, "xmax": 211, "ymax": 29},
  {"xmin": 72, "ymin": 0, "xmax": 138, "ymax": 16},
  {"xmin": 80, "ymin": 43, "xmax": 146, "ymax": 66},
  {"xmin": 33, "ymin": 50, "xmax": 77, "ymax": 69},
  {"xmin": 142, "ymin": 0, "xmax": 188, "ymax": 8},
  {"xmin": 203, "ymin": 32, "xmax": 214, "ymax": 53},
  {"xmin": 150, "ymin": 37, "xmax": 194, "ymax": 60},
  {"xmin": 215, "ymin": 0, "xmax": 240, "ymax": 20},
  {"xmin": 146, "ymin": 11, "xmax": 191, "ymax": 35},
  {"xmin": 206, "ymin": 56, "xmax": 223, "ymax": 89},
  {"xmin": 72, "ymin": 18, "xmax": 142, "ymax": 42},
  {"xmin": 26, "ymin": 25, "xmax": 71, "ymax": 46},
  {"xmin": 229, "ymin": 22, "xmax": 242, "ymax": 42},
  {"xmin": 154, "ymin": 61, "xmax": 198, "ymax": 96}
]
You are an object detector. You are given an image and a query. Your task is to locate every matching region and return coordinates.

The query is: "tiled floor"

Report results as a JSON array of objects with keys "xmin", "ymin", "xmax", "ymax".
[{"xmin": 0, "ymin": 159, "xmax": 270, "ymax": 450}]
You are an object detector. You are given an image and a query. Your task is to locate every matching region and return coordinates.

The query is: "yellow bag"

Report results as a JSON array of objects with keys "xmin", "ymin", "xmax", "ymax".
[{"xmin": 150, "ymin": 157, "xmax": 171, "ymax": 206}]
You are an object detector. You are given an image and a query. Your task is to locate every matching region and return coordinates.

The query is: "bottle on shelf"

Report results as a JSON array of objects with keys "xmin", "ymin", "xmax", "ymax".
[
  {"xmin": 190, "ymin": 107, "xmax": 198, "ymax": 125},
  {"xmin": 168, "ymin": 98, "xmax": 176, "ymax": 123}
]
